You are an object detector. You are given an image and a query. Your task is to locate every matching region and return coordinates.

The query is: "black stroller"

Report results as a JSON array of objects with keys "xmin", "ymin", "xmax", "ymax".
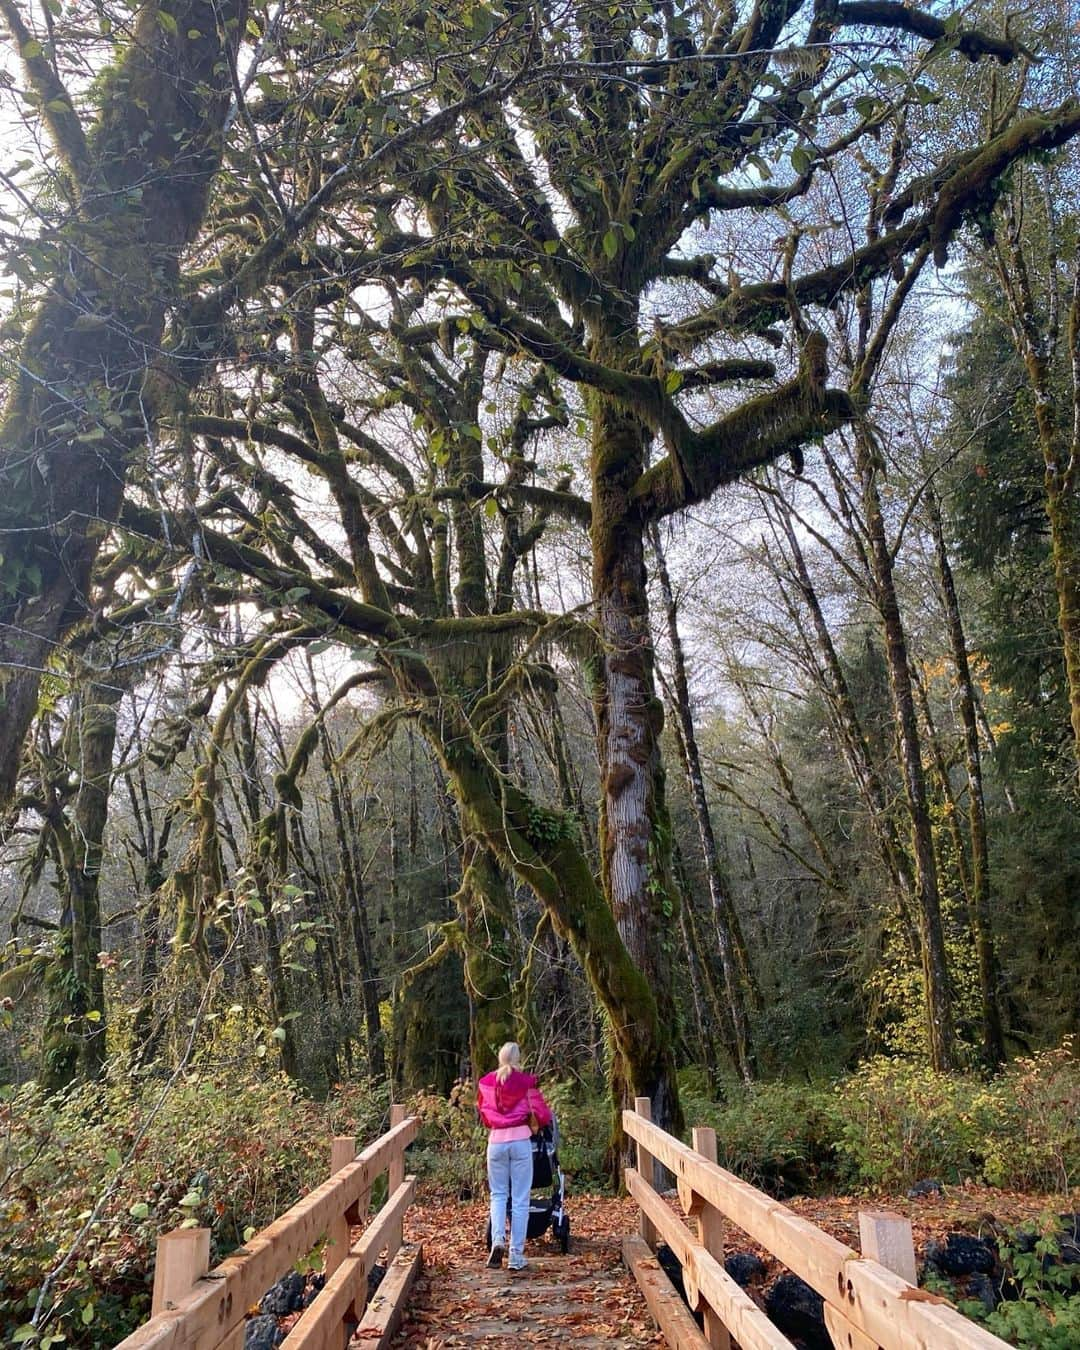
[{"xmin": 484, "ymin": 1118, "xmax": 570, "ymax": 1254}]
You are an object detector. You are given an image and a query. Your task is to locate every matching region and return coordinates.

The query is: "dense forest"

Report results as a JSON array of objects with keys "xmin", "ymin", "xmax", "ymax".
[{"xmin": 1, "ymin": 0, "xmax": 1079, "ymax": 1343}]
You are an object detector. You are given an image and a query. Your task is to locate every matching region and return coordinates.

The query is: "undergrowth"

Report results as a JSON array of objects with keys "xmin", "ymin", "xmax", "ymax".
[
  {"xmin": 958, "ymin": 1217, "xmax": 1080, "ymax": 1349},
  {"xmin": 0, "ymin": 1065, "xmax": 384, "ymax": 1348}
]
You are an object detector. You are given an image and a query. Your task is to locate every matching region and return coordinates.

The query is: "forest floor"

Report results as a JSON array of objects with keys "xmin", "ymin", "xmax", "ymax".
[{"xmin": 383, "ymin": 1185, "xmax": 1074, "ymax": 1348}]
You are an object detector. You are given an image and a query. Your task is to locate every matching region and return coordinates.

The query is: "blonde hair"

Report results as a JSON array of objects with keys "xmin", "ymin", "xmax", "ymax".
[{"xmin": 496, "ymin": 1041, "xmax": 521, "ymax": 1084}]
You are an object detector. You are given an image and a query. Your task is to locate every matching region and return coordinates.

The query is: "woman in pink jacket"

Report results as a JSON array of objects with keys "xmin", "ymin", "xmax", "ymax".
[{"xmin": 476, "ymin": 1041, "xmax": 552, "ymax": 1271}]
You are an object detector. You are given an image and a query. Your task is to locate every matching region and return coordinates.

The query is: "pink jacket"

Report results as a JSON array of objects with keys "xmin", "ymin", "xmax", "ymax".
[{"xmin": 476, "ymin": 1069, "xmax": 552, "ymax": 1132}]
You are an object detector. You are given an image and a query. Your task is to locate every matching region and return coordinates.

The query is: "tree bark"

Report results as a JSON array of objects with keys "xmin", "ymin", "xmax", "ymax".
[
  {"xmin": 0, "ymin": 0, "xmax": 248, "ymax": 805},
  {"xmin": 927, "ymin": 487, "xmax": 1005, "ymax": 1066},
  {"xmin": 590, "ymin": 387, "xmax": 681, "ymax": 1131},
  {"xmin": 41, "ymin": 676, "xmax": 121, "ymax": 1090},
  {"xmin": 856, "ymin": 437, "xmax": 956, "ymax": 1070}
]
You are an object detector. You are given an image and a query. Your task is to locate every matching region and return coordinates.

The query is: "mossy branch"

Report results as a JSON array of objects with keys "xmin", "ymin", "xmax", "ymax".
[
  {"xmin": 835, "ymin": 2, "xmax": 1032, "ymax": 64},
  {"xmin": 397, "ymin": 923, "xmax": 463, "ymax": 988},
  {"xmin": 638, "ymin": 333, "xmax": 856, "ymax": 517},
  {"xmin": 0, "ymin": 0, "xmax": 89, "ymax": 180},
  {"xmin": 930, "ymin": 100, "xmax": 1080, "ymax": 266},
  {"xmin": 0, "ymin": 953, "xmax": 49, "ymax": 1002}
]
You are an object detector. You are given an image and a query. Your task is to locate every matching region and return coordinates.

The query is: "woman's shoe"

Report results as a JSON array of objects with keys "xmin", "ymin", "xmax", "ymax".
[
  {"xmin": 507, "ymin": 1257, "xmax": 528, "ymax": 1272},
  {"xmin": 487, "ymin": 1244, "xmax": 505, "ymax": 1268}
]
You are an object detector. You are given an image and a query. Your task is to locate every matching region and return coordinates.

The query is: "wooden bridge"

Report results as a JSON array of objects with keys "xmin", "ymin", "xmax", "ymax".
[{"xmin": 114, "ymin": 1101, "xmax": 1014, "ymax": 1350}]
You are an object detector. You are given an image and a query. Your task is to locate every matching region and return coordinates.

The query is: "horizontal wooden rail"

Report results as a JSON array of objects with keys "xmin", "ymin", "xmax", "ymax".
[
  {"xmin": 627, "ymin": 1168, "xmax": 794, "ymax": 1350},
  {"xmin": 623, "ymin": 1105, "xmax": 1012, "ymax": 1350},
  {"xmin": 622, "ymin": 1235, "xmax": 711, "ymax": 1350},
  {"xmin": 117, "ymin": 1107, "xmax": 419, "ymax": 1350},
  {"xmin": 283, "ymin": 1177, "xmax": 416, "ymax": 1350}
]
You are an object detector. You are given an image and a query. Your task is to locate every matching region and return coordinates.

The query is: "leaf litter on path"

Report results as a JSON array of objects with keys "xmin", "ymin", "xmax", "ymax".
[{"xmin": 388, "ymin": 1194, "xmax": 662, "ymax": 1348}]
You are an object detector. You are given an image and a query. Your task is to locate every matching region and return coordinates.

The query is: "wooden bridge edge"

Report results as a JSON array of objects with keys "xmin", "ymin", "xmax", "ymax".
[
  {"xmin": 623, "ymin": 1234, "xmax": 711, "ymax": 1350},
  {"xmin": 353, "ymin": 1242, "xmax": 424, "ymax": 1349}
]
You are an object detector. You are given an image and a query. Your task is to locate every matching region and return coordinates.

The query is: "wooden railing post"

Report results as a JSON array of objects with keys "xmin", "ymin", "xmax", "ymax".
[
  {"xmin": 633, "ymin": 1097, "xmax": 657, "ymax": 1249},
  {"xmin": 859, "ymin": 1210, "xmax": 918, "ymax": 1286},
  {"xmin": 151, "ymin": 1228, "xmax": 210, "ymax": 1317},
  {"xmin": 691, "ymin": 1126, "xmax": 731, "ymax": 1350},
  {"xmin": 388, "ymin": 1103, "xmax": 407, "ymax": 1256},
  {"xmin": 327, "ymin": 1136, "xmax": 357, "ymax": 1277}
]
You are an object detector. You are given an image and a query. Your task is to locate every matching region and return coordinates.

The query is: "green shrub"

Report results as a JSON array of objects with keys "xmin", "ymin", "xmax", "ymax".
[
  {"xmin": 545, "ymin": 1079, "xmax": 612, "ymax": 1189},
  {"xmin": 830, "ymin": 1045, "xmax": 1080, "ymax": 1192},
  {"xmin": 976, "ymin": 1041, "xmax": 1080, "ymax": 1191},
  {"xmin": 831, "ymin": 1057, "xmax": 987, "ymax": 1190},
  {"xmin": 960, "ymin": 1217, "xmax": 1080, "ymax": 1348},
  {"xmin": 679, "ymin": 1070, "xmax": 841, "ymax": 1196},
  {"xmin": 405, "ymin": 1080, "xmax": 486, "ymax": 1197}
]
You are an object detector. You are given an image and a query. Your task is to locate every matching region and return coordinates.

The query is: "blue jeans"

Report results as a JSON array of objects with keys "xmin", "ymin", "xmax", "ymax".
[{"xmin": 487, "ymin": 1139, "xmax": 533, "ymax": 1261}]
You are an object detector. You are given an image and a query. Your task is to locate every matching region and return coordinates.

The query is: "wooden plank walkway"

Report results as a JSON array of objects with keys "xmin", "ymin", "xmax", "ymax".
[{"xmin": 390, "ymin": 1197, "xmax": 664, "ymax": 1349}]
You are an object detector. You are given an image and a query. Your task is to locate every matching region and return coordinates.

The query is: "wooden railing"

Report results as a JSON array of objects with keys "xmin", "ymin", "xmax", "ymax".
[
  {"xmin": 116, "ymin": 1105, "xmax": 421, "ymax": 1350},
  {"xmin": 622, "ymin": 1098, "xmax": 1012, "ymax": 1350}
]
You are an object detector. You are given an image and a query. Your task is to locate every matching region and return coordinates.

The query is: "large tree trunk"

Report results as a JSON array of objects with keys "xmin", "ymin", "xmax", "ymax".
[
  {"xmin": 590, "ymin": 389, "xmax": 681, "ymax": 1131},
  {"xmin": 857, "ymin": 439, "xmax": 956, "ymax": 1070},
  {"xmin": 0, "ymin": 0, "xmax": 247, "ymax": 804},
  {"xmin": 927, "ymin": 487, "xmax": 1005, "ymax": 1066},
  {"xmin": 431, "ymin": 721, "xmax": 678, "ymax": 1144}
]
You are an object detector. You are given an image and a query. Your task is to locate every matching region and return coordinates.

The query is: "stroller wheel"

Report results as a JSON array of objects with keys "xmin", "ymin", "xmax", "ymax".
[
  {"xmin": 484, "ymin": 1219, "xmax": 492, "ymax": 1250},
  {"xmin": 555, "ymin": 1215, "xmax": 570, "ymax": 1254}
]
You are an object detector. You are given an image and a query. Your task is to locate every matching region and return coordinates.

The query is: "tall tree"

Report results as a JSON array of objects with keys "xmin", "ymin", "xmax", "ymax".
[{"xmin": 0, "ymin": 0, "xmax": 249, "ymax": 800}]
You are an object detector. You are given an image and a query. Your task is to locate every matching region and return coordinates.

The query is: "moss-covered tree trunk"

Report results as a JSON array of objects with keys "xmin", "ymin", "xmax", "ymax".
[
  {"xmin": 0, "ymin": 0, "xmax": 247, "ymax": 805},
  {"xmin": 857, "ymin": 441, "xmax": 956, "ymax": 1071},
  {"xmin": 994, "ymin": 227, "xmax": 1080, "ymax": 780},
  {"xmin": 589, "ymin": 384, "xmax": 681, "ymax": 1131},
  {"xmin": 317, "ymin": 727, "xmax": 385, "ymax": 1079},
  {"xmin": 443, "ymin": 402, "xmax": 526, "ymax": 1070},
  {"xmin": 927, "ymin": 487, "xmax": 1005, "ymax": 1067},
  {"xmin": 430, "ymin": 723, "xmax": 674, "ymax": 1135},
  {"xmin": 41, "ymin": 678, "xmax": 121, "ymax": 1091},
  {"xmin": 1046, "ymin": 481, "xmax": 1080, "ymax": 776}
]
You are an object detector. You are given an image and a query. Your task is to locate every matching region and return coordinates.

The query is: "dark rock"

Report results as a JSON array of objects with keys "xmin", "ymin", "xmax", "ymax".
[
  {"xmin": 244, "ymin": 1315, "xmax": 283, "ymax": 1350},
  {"xmin": 367, "ymin": 1263, "xmax": 387, "ymax": 1301},
  {"xmin": 302, "ymin": 1273, "xmax": 326, "ymax": 1308},
  {"xmin": 1060, "ymin": 1237, "xmax": 1080, "ymax": 1268},
  {"xmin": 765, "ymin": 1274, "xmax": 830, "ymax": 1350},
  {"xmin": 967, "ymin": 1273, "xmax": 1000, "ymax": 1312},
  {"xmin": 655, "ymin": 1244, "xmax": 687, "ymax": 1303},
  {"xmin": 725, "ymin": 1251, "xmax": 767, "ymax": 1287},
  {"xmin": 259, "ymin": 1271, "xmax": 305, "ymax": 1316},
  {"xmin": 654, "ymin": 1245, "xmax": 703, "ymax": 1328},
  {"xmin": 924, "ymin": 1234, "xmax": 996, "ymax": 1277},
  {"xmin": 1057, "ymin": 1214, "xmax": 1080, "ymax": 1266},
  {"xmin": 907, "ymin": 1178, "xmax": 944, "ymax": 1199},
  {"xmin": 1010, "ymin": 1225, "xmax": 1079, "ymax": 1269},
  {"xmin": 188, "ymin": 1169, "xmax": 213, "ymax": 1196}
]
